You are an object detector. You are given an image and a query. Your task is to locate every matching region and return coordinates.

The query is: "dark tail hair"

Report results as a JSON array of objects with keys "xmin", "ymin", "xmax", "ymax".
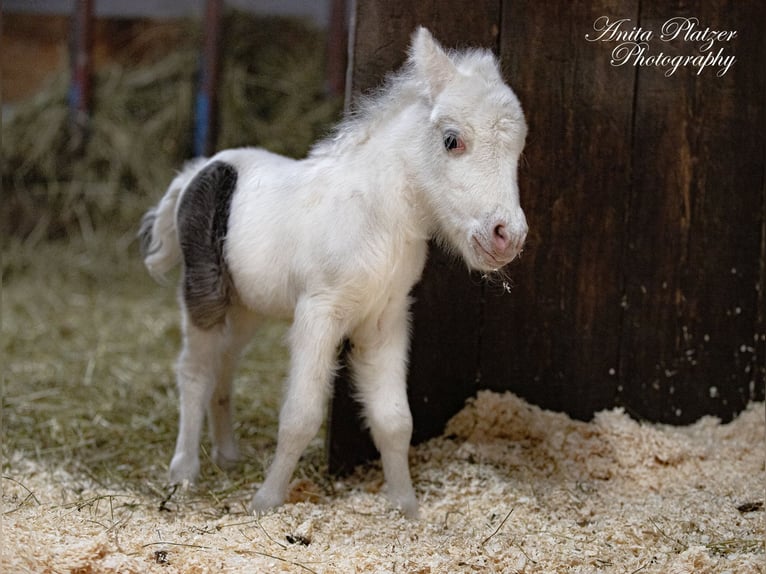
[{"xmin": 176, "ymin": 160, "xmax": 238, "ymax": 329}]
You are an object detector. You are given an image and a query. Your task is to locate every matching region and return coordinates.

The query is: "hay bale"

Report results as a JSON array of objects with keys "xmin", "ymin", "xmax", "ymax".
[{"xmin": 1, "ymin": 13, "xmax": 341, "ymax": 242}]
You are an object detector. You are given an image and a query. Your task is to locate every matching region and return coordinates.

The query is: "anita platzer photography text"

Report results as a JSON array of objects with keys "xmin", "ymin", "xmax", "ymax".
[{"xmin": 586, "ymin": 16, "xmax": 737, "ymax": 77}]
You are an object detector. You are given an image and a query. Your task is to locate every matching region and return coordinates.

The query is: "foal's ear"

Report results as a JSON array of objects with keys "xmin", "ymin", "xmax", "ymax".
[{"xmin": 410, "ymin": 27, "xmax": 456, "ymax": 99}]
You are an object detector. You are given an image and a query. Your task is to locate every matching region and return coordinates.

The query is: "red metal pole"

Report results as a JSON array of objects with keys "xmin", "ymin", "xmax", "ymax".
[{"xmin": 69, "ymin": 0, "xmax": 94, "ymax": 150}]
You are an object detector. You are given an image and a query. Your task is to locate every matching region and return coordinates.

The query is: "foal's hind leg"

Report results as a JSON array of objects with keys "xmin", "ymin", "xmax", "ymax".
[
  {"xmin": 207, "ymin": 307, "xmax": 259, "ymax": 469},
  {"xmin": 169, "ymin": 314, "xmax": 222, "ymax": 484},
  {"xmin": 169, "ymin": 308, "xmax": 256, "ymax": 484}
]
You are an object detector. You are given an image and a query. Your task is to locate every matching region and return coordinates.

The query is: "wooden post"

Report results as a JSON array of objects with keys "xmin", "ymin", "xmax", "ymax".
[
  {"xmin": 481, "ymin": 0, "xmax": 639, "ymax": 420},
  {"xmin": 69, "ymin": 0, "xmax": 93, "ymax": 153},
  {"xmin": 194, "ymin": 0, "xmax": 223, "ymax": 157},
  {"xmin": 484, "ymin": 0, "xmax": 764, "ymax": 424}
]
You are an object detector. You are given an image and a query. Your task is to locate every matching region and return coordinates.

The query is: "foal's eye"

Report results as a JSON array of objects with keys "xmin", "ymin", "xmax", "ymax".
[{"xmin": 443, "ymin": 131, "xmax": 465, "ymax": 153}]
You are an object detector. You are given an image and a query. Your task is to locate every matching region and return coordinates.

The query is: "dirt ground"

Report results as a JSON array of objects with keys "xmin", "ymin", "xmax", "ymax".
[{"xmin": 3, "ymin": 390, "xmax": 763, "ymax": 573}]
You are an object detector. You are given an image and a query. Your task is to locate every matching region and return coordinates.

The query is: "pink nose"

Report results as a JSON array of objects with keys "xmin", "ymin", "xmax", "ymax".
[
  {"xmin": 492, "ymin": 223, "xmax": 512, "ymax": 253},
  {"xmin": 491, "ymin": 220, "xmax": 527, "ymax": 260}
]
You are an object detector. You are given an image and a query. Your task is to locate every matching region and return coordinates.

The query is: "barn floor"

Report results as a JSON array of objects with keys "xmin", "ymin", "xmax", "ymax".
[
  {"xmin": 2, "ymin": 395, "xmax": 764, "ymax": 573},
  {"xmin": 2, "ymin": 234, "xmax": 765, "ymax": 573}
]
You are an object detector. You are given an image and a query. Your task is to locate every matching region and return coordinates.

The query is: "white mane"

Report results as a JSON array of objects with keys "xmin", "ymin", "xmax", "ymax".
[
  {"xmin": 310, "ymin": 45, "xmax": 509, "ymax": 159},
  {"xmin": 309, "ymin": 62, "xmax": 421, "ymax": 158}
]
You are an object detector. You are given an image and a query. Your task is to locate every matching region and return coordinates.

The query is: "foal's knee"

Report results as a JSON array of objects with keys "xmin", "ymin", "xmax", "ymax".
[
  {"xmin": 367, "ymin": 404, "xmax": 413, "ymax": 451},
  {"xmin": 279, "ymin": 398, "xmax": 325, "ymax": 446}
]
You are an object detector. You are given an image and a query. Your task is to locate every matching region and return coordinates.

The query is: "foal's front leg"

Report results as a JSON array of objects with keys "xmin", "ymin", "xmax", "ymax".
[
  {"xmin": 351, "ymin": 299, "xmax": 418, "ymax": 518},
  {"xmin": 250, "ymin": 299, "xmax": 343, "ymax": 514}
]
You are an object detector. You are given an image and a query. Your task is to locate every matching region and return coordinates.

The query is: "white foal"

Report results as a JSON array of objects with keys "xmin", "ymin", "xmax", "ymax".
[{"xmin": 140, "ymin": 27, "xmax": 527, "ymax": 518}]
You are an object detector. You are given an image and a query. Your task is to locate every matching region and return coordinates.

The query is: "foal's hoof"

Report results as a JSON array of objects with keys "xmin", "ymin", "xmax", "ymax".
[
  {"xmin": 168, "ymin": 454, "xmax": 200, "ymax": 485},
  {"xmin": 211, "ymin": 447, "xmax": 240, "ymax": 470},
  {"xmin": 388, "ymin": 489, "xmax": 419, "ymax": 519},
  {"xmin": 249, "ymin": 489, "xmax": 285, "ymax": 516},
  {"xmin": 397, "ymin": 498, "xmax": 420, "ymax": 520}
]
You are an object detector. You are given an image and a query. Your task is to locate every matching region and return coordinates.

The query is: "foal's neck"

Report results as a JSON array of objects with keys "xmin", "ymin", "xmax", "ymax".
[{"xmin": 339, "ymin": 101, "xmax": 434, "ymax": 242}]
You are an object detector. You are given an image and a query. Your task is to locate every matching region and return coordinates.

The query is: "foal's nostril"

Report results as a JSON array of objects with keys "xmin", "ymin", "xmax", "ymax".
[{"xmin": 492, "ymin": 223, "xmax": 511, "ymax": 252}]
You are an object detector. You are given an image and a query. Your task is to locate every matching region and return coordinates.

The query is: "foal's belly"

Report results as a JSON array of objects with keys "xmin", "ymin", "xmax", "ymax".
[
  {"xmin": 226, "ymin": 254, "xmax": 299, "ymax": 319},
  {"xmin": 226, "ymin": 241, "xmax": 423, "ymax": 329}
]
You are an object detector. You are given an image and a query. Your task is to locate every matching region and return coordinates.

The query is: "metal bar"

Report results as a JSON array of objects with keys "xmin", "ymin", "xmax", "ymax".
[
  {"xmin": 193, "ymin": 0, "xmax": 223, "ymax": 157},
  {"xmin": 69, "ymin": 0, "xmax": 94, "ymax": 151}
]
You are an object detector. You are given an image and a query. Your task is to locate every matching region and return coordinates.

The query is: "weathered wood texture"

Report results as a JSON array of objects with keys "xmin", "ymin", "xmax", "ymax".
[
  {"xmin": 485, "ymin": 0, "xmax": 639, "ymax": 421},
  {"xmin": 617, "ymin": 0, "xmax": 765, "ymax": 422},
  {"xmin": 328, "ymin": 0, "xmax": 765, "ymax": 473}
]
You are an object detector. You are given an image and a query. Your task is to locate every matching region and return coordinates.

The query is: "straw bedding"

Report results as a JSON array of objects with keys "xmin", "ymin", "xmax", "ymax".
[
  {"xmin": 3, "ymin": 235, "xmax": 762, "ymax": 574},
  {"xmin": 2, "ymin": 391, "xmax": 763, "ymax": 573}
]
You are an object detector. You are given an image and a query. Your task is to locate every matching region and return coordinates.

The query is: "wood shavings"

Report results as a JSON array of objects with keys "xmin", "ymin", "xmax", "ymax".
[{"xmin": 3, "ymin": 391, "xmax": 763, "ymax": 573}]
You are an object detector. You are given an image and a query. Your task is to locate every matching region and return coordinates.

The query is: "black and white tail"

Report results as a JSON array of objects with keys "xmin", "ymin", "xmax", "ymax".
[
  {"xmin": 139, "ymin": 158, "xmax": 207, "ymax": 283},
  {"xmin": 140, "ymin": 157, "xmax": 239, "ymax": 330}
]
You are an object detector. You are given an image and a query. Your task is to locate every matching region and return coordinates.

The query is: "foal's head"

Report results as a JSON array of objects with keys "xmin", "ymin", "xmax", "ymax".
[{"xmin": 410, "ymin": 28, "xmax": 528, "ymax": 272}]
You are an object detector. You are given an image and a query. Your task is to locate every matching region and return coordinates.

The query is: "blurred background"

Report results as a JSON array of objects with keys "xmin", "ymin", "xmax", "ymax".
[{"xmin": 3, "ymin": 0, "xmax": 347, "ymax": 240}]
